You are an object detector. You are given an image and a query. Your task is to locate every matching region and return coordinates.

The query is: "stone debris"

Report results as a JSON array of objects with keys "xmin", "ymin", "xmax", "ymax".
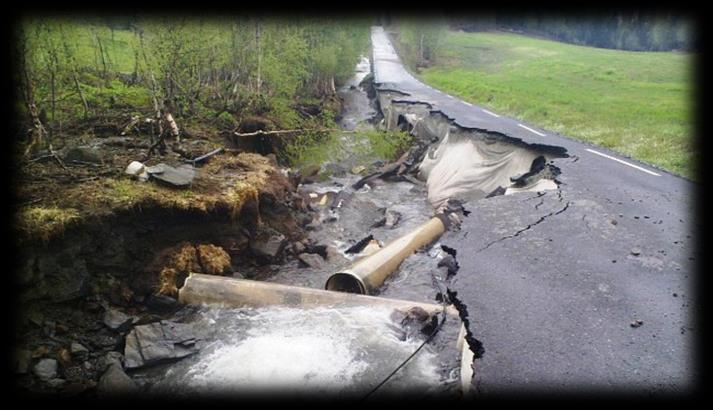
[
  {"xmin": 70, "ymin": 342, "xmax": 90, "ymax": 361},
  {"xmin": 102, "ymin": 308, "xmax": 135, "ymax": 332},
  {"xmin": 124, "ymin": 320, "xmax": 199, "ymax": 370},
  {"xmin": 125, "ymin": 161, "xmax": 149, "ymax": 181},
  {"xmin": 250, "ymin": 229, "xmax": 287, "ymax": 263},
  {"xmin": 33, "ymin": 358, "xmax": 58, "ymax": 380},
  {"xmin": 384, "ymin": 209, "xmax": 401, "ymax": 229},
  {"xmin": 97, "ymin": 363, "xmax": 138, "ymax": 394},
  {"xmin": 345, "ymin": 234, "xmax": 375, "ymax": 254},
  {"xmin": 359, "ymin": 240, "xmax": 382, "ymax": 257},
  {"xmin": 297, "ymin": 253, "xmax": 325, "ymax": 269},
  {"xmin": 98, "ymin": 352, "xmax": 124, "ymax": 373},
  {"xmin": 148, "ymin": 163, "xmax": 196, "ymax": 188}
]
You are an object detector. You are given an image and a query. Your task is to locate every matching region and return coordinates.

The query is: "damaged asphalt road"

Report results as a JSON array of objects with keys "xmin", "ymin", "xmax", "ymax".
[{"xmin": 372, "ymin": 26, "xmax": 698, "ymax": 394}]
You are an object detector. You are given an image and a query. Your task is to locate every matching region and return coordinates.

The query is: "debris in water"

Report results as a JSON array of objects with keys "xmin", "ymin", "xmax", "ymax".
[
  {"xmin": 630, "ymin": 319, "xmax": 644, "ymax": 328},
  {"xmin": 358, "ymin": 240, "xmax": 382, "ymax": 257},
  {"xmin": 485, "ymin": 186, "xmax": 506, "ymax": 198},
  {"xmin": 351, "ymin": 165, "xmax": 367, "ymax": 175},
  {"xmin": 345, "ymin": 234, "xmax": 375, "ymax": 254}
]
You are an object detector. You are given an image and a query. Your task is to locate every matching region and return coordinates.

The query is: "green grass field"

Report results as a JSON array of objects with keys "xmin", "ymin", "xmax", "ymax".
[{"xmin": 416, "ymin": 30, "xmax": 695, "ymax": 179}]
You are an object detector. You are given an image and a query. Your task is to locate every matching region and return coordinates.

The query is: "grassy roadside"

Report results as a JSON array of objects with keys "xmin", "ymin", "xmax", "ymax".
[{"xmin": 403, "ymin": 30, "xmax": 695, "ymax": 179}]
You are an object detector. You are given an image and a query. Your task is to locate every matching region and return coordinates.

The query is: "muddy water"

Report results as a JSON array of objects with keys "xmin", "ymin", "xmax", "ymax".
[{"xmin": 142, "ymin": 56, "xmax": 461, "ymax": 397}]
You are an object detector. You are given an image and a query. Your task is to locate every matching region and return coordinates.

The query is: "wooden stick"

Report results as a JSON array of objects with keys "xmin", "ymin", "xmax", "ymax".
[{"xmin": 233, "ymin": 128, "xmax": 357, "ymax": 137}]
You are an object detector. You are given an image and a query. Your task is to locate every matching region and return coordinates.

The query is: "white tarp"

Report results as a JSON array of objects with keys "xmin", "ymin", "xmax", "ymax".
[{"xmin": 418, "ymin": 131, "xmax": 546, "ymax": 209}]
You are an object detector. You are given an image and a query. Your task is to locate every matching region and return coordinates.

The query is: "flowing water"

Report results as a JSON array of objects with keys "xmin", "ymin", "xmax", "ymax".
[
  {"xmin": 139, "ymin": 56, "xmax": 463, "ymax": 397},
  {"xmin": 147, "ymin": 305, "xmax": 460, "ymax": 398}
]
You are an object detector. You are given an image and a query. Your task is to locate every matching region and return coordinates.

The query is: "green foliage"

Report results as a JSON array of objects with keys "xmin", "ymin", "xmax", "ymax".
[
  {"xmin": 279, "ymin": 130, "xmax": 341, "ymax": 168},
  {"xmin": 417, "ymin": 30, "xmax": 695, "ymax": 179},
  {"xmin": 359, "ymin": 129, "xmax": 412, "ymax": 160},
  {"xmin": 391, "ymin": 17, "xmax": 448, "ymax": 68},
  {"xmin": 494, "ymin": 14, "xmax": 693, "ymax": 52},
  {"xmin": 281, "ymin": 128, "xmax": 412, "ymax": 169},
  {"xmin": 216, "ymin": 111, "xmax": 237, "ymax": 129},
  {"xmin": 17, "ymin": 16, "xmax": 370, "ymax": 150}
]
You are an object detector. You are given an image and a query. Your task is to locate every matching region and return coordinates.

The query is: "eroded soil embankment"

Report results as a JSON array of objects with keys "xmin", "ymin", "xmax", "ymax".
[{"xmin": 13, "ymin": 150, "xmax": 318, "ymax": 394}]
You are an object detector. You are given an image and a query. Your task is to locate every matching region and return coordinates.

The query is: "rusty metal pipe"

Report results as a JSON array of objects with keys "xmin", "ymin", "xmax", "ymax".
[{"xmin": 325, "ymin": 216, "xmax": 446, "ymax": 295}]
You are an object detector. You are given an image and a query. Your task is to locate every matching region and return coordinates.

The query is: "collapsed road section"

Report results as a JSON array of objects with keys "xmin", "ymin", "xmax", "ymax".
[{"xmin": 371, "ymin": 25, "xmax": 696, "ymax": 395}]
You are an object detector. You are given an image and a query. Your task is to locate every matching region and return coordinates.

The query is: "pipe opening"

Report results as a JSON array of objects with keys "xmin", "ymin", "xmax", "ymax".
[{"xmin": 325, "ymin": 272, "xmax": 367, "ymax": 294}]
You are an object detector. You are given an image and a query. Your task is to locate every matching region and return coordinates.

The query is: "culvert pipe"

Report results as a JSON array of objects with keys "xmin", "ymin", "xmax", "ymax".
[
  {"xmin": 179, "ymin": 273, "xmax": 458, "ymax": 317},
  {"xmin": 325, "ymin": 216, "xmax": 447, "ymax": 295}
]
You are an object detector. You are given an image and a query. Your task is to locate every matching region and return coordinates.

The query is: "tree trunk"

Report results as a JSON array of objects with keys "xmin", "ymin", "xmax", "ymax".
[
  {"xmin": 95, "ymin": 31, "xmax": 109, "ymax": 85},
  {"xmin": 20, "ymin": 32, "xmax": 47, "ymax": 156},
  {"xmin": 60, "ymin": 27, "xmax": 90, "ymax": 119},
  {"xmin": 164, "ymin": 112, "xmax": 180, "ymax": 143},
  {"xmin": 256, "ymin": 21, "xmax": 262, "ymax": 97}
]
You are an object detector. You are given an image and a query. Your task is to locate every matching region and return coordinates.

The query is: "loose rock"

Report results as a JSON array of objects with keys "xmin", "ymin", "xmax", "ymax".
[
  {"xmin": 33, "ymin": 358, "xmax": 58, "ymax": 380},
  {"xmin": 98, "ymin": 351, "xmax": 124, "ymax": 373},
  {"xmin": 97, "ymin": 363, "xmax": 138, "ymax": 394},
  {"xmin": 631, "ymin": 247, "xmax": 642, "ymax": 256},
  {"xmin": 47, "ymin": 378, "xmax": 66, "ymax": 389},
  {"xmin": 125, "ymin": 161, "xmax": 149, "ymax": 181},
  {"xmin": 292, "ymin": 241, "xmax": 306, "ymax": 255},
  {"xmin": 149, "ymin": 163, "xmax": 196, "ymax": 188},
  {"xmin": 145, "ymin": 294, "xmax": 181, "ymax": 314},
  {"xmin": 297, "ymin": 253, "xmax": 325, "ymax": 269},
  {"xmin": 102, "ymin": 308, "xmax": 134, "ymax": 332},
  {"xmin": 124, "ymin": 321, "xmax": 199, "ymax": 369},
  {"xmin": 384, "ymin": 210, "xmax": 401, "ymax": 229},
  {"xmin": 250, "ymin": 230, "xmax": 287, "ymax": 263},
  {"xmin": 70, "ymin": 342, "xmax": 89, "ymax": 361}
]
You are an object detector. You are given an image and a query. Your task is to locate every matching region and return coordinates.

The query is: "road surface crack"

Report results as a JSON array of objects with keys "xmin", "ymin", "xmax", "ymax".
[{"xmin": 477, "ymin": 198, "xmax": 571, "ymax": 252}]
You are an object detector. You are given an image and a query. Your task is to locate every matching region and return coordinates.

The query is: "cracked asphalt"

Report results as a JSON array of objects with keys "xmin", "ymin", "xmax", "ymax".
[{"xmin": 371, "ymin": 26, "xmax": 698, "ymax": 395}]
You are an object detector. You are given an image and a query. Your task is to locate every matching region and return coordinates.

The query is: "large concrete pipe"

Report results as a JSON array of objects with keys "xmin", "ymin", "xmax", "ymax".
[
  {"xmin": 325, "ymin": 216, "xmax": 447, "ymax": 295},
  {"xmin": 179, "ymin": 273, "xmax": 458, "ymax": 317}
]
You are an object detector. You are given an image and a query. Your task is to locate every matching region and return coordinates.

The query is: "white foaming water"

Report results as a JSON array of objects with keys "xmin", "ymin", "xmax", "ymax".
[{"xmin": 152, "ymin": 305, "xmax": 457, "ymax": 397}]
